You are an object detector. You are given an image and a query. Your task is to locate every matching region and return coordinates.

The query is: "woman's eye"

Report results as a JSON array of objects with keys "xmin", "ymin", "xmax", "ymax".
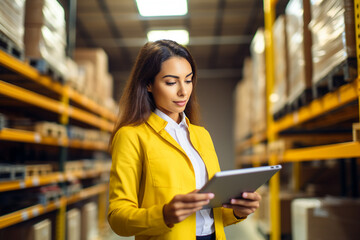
[
  {"xmin": 166, "ymin": 82, "xmax": 176, "ymax": 86},
  {"xmin": 185, "ymin": 80, "xmax": 192, "ymax": 84}
]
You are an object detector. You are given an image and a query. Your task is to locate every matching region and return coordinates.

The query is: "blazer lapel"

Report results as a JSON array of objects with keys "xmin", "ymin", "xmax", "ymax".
[{"xmin": 146, "ymin": 112, "xmax": 188, "ymax": 157}]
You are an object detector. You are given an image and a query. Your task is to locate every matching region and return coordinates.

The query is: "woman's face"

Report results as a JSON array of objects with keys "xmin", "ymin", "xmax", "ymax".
[{"xmin": 148, "ymin": 57, "xmax": 193, "ymax": 123}]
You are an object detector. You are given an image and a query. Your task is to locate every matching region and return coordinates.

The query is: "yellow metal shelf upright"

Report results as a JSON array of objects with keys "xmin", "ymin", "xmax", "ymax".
[
  {"xmin": 263, "ymin": 0, "xmax": 360, "ymax": 239},
  {"xmin": 263, "ymin": 0, "xmax": 281, "ymax": 240}
]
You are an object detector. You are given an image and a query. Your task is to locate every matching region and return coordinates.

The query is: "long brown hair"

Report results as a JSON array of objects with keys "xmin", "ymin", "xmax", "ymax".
[{"xmin": 110, "ymin": 40, "xmax": 201, "ymax": 149}]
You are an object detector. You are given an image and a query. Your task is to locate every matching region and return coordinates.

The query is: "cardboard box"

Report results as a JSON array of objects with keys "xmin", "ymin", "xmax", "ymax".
[
  {"xmin": 81, "ymin": 202, "xmax": 99, "ymax": 240},
  {"xmin": 309, "ymin": 0, "xmax": 356, "ymax": 85},
  {"xmin": 67, "ymin": 209, "xmax": 81, "ymax": 240},
  {"xmin": 285, "ymin": 0, "xmax": 312, "ymax": 104},
  {"xmin": 75, "ymin": 60, "xmax": 95, "ymax": 97},
  {"xmin": 74, "ymin": 49, "xmax": 109, "ymax": 101},
  {"xmin": 0, "ymin": 0, "xmax": 25, "ymax": 49},
  {"xmin": 234, "ymin": 58, "xmax": 253, "ymax": 142},
  {"xmin": 272, "ymin": 15, "xmax": 289, "ymax": 115},
  {"xmin": 292, "ymin": 198, "xmax": 360, "ymax": 240},
  {"xmin": 28, "ymin": 219, "xmax": 51, "ymax": 240},
  {"xmin": 250, "ymin": 29, "xmax": 266, "ymax": 134}
]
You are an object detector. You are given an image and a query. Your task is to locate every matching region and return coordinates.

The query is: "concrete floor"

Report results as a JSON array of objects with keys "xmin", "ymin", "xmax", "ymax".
[{"xmin": 103, "ymin": 214, "xmax": 265, "ymax": 240}]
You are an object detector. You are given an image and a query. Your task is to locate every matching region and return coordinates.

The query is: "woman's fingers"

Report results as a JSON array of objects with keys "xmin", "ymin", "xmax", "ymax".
[
  {"xmin": 222, "ymin": 192, "xmax": 262, "ymax": 219},
  {"xmin": 163, "ymin": 192, "xmax": 215, "ymax": 226}
]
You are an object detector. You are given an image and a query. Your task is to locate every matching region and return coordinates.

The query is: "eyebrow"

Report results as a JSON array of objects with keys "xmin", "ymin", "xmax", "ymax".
[{"xmin": 162, "ymin": 72, "xmax": 193, "ymax": 79}]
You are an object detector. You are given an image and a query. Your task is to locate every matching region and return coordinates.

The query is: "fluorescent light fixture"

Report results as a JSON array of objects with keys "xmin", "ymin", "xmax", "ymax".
[
  {"xmin": 147, "ymin": 29, "xmax": 189, "ymax": 45},
  {"xmin": 135, "ymin": 0, "xmax": 188, "ymax": 17}
]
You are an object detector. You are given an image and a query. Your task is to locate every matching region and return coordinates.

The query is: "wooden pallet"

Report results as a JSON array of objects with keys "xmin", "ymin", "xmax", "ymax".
[
  {"xmin": 29, "ymin": 58, "xmax": 65, "ymax": 83},
  {"xmin": 35, "ymin": 121, "xmax": 67, "ymax": 138},
  {"xmin": 0, "ymin": 32, "xmax": 24, "ymax": 60},
  {"xmin": 26, "ymin": 164, "xmax": 53, "ymax": 177},
  {"xmin": 0, "ymin": 164, "xmax": 26, "ymax": 181},
  {"xmin": 288, "ymin": 88, "xmax": 313, "ymax": 112},
  {"xmin": 312, "ymin": 58, "xmax": 357, "ymax": 99}
]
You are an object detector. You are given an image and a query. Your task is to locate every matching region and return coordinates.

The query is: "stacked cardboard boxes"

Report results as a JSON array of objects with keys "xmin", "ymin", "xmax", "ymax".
[
  {"xmin": 292, "ymin": 198, "xmax": 360, "ymax": 240},
  {"xmin": 250, "ymin": 29, "xmax": 266, "ymax": 135},
  {"xmin": 309, "ymin": 0, "xmax": 356, "ymax": 88},
  {"xmin": 234, "ymin": 58, "xmax": 253, "ymax": 143},
  {"xmin": 0, "ymin": 0, "xmax": 25, "ymax": 51},
  {"xmin": 272, "ymin": 15, "xmax": 289, "ymax": 118},
  {"xmin": 24, "ymin": 0, "xmax": 67, "ymax": 78},
  {"xmin": 74, "ymin": 48, "xmax": 113, "ymax": 106},
  {"xmin": 285, "ymin": 0, "xmax": 312, "ymax": 107}
]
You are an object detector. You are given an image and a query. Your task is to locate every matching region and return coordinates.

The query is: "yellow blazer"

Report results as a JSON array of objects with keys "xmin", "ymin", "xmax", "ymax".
[{"xmin": 108, "ymin": 112, "xmax": 243, "ymax": 240}]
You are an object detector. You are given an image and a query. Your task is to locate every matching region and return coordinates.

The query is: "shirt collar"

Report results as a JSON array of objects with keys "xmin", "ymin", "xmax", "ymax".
[{"xmin": 154, "ymin": 109, "xmax": 189, "ymax": 129}]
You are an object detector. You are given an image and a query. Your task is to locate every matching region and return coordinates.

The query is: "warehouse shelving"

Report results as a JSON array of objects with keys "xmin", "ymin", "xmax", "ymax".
[
  {"xmin": 0, "ymin": 80, "xmax": 113, "ymax": 131},
  {"xmin": 0, "ymin": 50, "xmax": 117, "ymax": 122},
  {"xmin": 0, "ymin": 183, "xmax": 108, "ymax": 230},
  {"xmin": 0, "ymin": 47, "xmax": 114, "ymax": 240},
  {"xmin": 0, "ymin": 168, "xmax": 110, "ymax": 193},
  {"xmin": 0, "ymin": 128, "xmax": 108, "ymax": 151},
  {"xmin": 257, "ymin": 0, "xmax": 360, "ymax": 239}
]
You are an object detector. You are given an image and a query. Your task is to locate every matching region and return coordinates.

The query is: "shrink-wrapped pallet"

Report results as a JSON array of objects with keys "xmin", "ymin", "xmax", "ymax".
[
  {"xmin": 74, "ymin": 48, "xmax": 109, "ymax": 103},
  {"xmin": 0, "ymin": 0, "xmax": 25, "ymax": 50},
  {"xmin": 285, "ymin": 0, "xmax": 312, "ymax": 106},
  {"xmin": 309, "ymin": 0, "xmax": 356, "ymax": 86},
  {"xmin": 272, "ymin": 15, "xmax": 289, "ymax": 117},
  {"xmin": 234, "ymin": 58, "xmax": 253, "ymax": 143},
  {"xmin": 250, "ymin": 29, "xmax": 266, "ymax": 134},
  {"xmin": 292, "ymin": 198, "xmax": 360, "ymax": 240},
  {"xmin": 24, "ymin": 0, "xmax": 67, "ymax": 77}
]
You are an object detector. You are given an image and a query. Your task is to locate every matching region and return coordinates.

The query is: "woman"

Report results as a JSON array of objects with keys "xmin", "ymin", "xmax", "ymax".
[{"xmin": 108, "ymin": 40, "xmax": 261, "ymax": 240}]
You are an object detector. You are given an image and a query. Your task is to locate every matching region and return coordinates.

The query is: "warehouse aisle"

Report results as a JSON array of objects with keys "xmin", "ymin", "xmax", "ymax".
[{"xmin": 103, "ymin": 214, "xmax": 265, "ymax": 240}]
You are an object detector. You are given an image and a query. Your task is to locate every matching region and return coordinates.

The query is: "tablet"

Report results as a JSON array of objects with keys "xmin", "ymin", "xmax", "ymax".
[{"xmin": 199, "ymin": 165, "xmax": 282, "ymax": 209}]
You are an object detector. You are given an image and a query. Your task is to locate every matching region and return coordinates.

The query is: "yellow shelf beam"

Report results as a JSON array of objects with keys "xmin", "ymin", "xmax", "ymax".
[
  {"xmin": 283, "ymin": 141, "xmax": 360, "ymax": 162},
  {"xmin": 0, "ymin": 50, "xmax": 117, "ymax": 122},
  {"xmin": 68, "ymin": 87, "xmax": 117, "ymax": 122},
  {"xmin": 273, "ymin": 80, "xmax": 359, "ymax": 133},
  {"xmin": 66, "ymin": 184, "xmax": 108, "ymax": 205},
  {"xmin": 0, "ymin": 128, "xmax": 69, "ymax": 146},
  {"xmin": 0, "ymin": 128, "xmax": 109, "ymax": 150},
  {"xmin": 0, "ymin": 184, "xmax": 108, "ymax": 229},
  {"xmin": 0, "ymin": 198, "xmax": 67, "ymax": 229},
  {"xmin": 0, "ymin": 81, "xmax": 114, "ymax": 131},
  {"xmin": 0, "ymin": 80, "xmax": 68, "ymax": 115},
  {"xmin": 0, "ymin": 173, "xmax": 63, "ymax": 192}
]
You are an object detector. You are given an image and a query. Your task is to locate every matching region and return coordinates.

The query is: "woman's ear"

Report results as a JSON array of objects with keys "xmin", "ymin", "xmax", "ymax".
[{"xmin": 147, "ymin": 84, "xmax": 152, "ymax": 92}]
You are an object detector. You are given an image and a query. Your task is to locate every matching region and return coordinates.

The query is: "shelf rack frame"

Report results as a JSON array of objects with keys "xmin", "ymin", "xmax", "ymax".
[{"xmin": 262, "ymin": 0, "xmax": 360, "ymax": 239}]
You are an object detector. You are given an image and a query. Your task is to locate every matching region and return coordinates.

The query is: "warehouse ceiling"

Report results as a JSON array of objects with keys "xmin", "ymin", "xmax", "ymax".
[{"xmin": 60, "ymin": 0, "xmax": 289, "ymax": 98}]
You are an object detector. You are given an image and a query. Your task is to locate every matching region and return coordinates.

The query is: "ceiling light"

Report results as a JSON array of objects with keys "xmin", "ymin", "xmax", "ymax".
[
  {"xmin": 147, "ymin": 30, "xmax": 189, "ymax": 45},
  {"xmin": 135, "ymin": 0, "xmax": 188, "ymax": 17}
]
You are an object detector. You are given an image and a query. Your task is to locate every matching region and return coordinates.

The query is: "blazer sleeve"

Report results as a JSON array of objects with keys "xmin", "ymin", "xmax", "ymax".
[
  {"xmin": 107, "ymin": 127, "xmax": 171, "ymax": 237},
  {"xmin": 222, "ymin": 208, "xmax": 247, "ymax": 227}
]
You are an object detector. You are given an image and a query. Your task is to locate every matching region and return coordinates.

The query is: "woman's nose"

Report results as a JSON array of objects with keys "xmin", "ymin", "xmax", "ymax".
[{"xmin": 178, "ymin": 83, "xmax": 187, "ymax": 96}]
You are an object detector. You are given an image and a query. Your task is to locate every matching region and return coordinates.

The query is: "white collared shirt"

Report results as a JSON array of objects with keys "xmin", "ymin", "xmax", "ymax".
[{"xmin": 154, "ymin": 109, "xmax": 215, "ymax": 236}]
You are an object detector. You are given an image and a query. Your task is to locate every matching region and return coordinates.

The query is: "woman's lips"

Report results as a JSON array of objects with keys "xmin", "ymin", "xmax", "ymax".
[{"xmin": 174, "ymin": 100, "xmax": 187, "ymax": 107}]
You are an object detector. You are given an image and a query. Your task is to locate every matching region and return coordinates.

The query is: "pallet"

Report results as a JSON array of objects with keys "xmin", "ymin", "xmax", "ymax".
[
  {"xmin": 35, "ymin": 121, "xmax": 67, "ymax": 138},
  {"xmin": 0, "ymin": 32, "xmax": 24, "ymax": 60},
  {"xmin": 26, "ymin": 164, "xmax": 53, "ymax": 177},
  {"xmin": 288, "ymin": 88, "xmax": 313, "ymax": 112},
  {"xmin": 29, "ymin": 58, "xmax": 65, "ymax": 83},
  {"xmin": 273, "ymin": 104, "xmax": 291, "ymax": 121},
  {"xmin": 312, "ymin": 58, "xmax": 357, "ymax": 99},
  {"xmin": 0, "ymin": 113, "xmax": 7, "ymax": 130},
  {"xmin": 0, "ymin": 164, "xmax": 26, "ymax": 181}
]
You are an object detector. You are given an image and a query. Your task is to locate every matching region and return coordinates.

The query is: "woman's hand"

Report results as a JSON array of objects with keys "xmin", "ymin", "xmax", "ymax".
[
  {"xmin": 223, "ymin": 192, "xmax": 261, "ymax": 219},
  {"xmin": 163, "ymin": 190, "xmax": 214, "ymax": 227}
]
